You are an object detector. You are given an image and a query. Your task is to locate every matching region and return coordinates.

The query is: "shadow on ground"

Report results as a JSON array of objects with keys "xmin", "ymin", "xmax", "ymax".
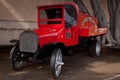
[{"xmin": 0, "ymin": 46, "xmax": 120, "ymax": 80}]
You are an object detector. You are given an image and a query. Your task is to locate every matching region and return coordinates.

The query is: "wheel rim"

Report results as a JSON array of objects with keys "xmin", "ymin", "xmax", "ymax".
[
  {"xmin": 55, "ymin": 49, "xmax": 64, "ymax": 77},
  {"xmin": 10, "ymin": 46, "xmax": 25, "ymax": 71},
  {"xmin": 13, "ymin": 52, "xmax": 24, "ymax": 69},
  {"xmin": 96, "ymin": 41, "xmax": 101, "ymax": 56}
]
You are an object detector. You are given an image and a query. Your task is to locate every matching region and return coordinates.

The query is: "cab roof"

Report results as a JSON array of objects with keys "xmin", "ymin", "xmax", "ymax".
[{"xmin": 37, "ymin": 2, "xmax": 78, "ymax": 9}]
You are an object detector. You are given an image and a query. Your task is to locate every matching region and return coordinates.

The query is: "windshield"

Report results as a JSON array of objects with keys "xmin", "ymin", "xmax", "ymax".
[
  {"xmin": 40, "ymin": 8, "xmax": 63, "ymax": 25},
  {"xmin": 65, "ymin": 4, "xmax": 77, "ymax": 28}
]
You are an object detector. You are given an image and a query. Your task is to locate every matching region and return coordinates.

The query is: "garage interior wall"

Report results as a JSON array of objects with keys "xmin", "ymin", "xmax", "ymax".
[
  {"xmin": 0, "ymin": 0, "xmax": 72, "ymax": 45},
  {"xmin": 0, "ymin": 0, "xmax": 108, "ymax": 45}
]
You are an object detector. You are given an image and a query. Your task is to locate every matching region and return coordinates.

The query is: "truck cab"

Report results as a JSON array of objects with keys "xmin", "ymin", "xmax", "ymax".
[{"xmin": 35, "ymin": 2, "xmax": 79, "ymax": 48}]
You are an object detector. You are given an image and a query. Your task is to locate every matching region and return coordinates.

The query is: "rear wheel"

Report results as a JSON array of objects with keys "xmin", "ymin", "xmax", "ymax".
[
  {"xmin": 50, "ymin": 48, "xmax": 64, "ymax": 78},
  {"xmin": 89, "ymin": 40, "xmax": 101, "ymax": 57},
  {"xmin": 10, "ymin": 45, "xmax": 26, "ymax": 71}
]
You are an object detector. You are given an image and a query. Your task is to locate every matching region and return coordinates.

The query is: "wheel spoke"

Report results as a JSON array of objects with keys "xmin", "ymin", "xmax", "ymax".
[
  {"xmin": 95, "ymin": 41, "xmax": 101, "ymax": 56},
  {"xmin": 55, "ymin": 49, "xmax": 64, "ymax": 76},
  {"xmin": 89, "ymin": 40, "xmax": 101, "ymax": 57},
  {"xmin": 50, "ymin": 48, "xmax": 64, "ymax": 78}
]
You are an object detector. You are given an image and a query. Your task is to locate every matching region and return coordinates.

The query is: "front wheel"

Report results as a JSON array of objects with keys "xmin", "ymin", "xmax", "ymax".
[
  {"xmin": 89, "ymin": 40, "xmax": 101, "ymax": 57},
  {"xmin": 10, "ymin": 45, "xmax": 26, "ymax": 71},
  {"xmin": 50, "ymin": 48, "xmax": 64, "ymax": 79}
]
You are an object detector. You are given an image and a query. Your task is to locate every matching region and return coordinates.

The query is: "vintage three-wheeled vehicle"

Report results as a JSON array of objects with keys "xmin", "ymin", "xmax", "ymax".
[{"xmin": 10, "ymin": 2, "xmax": 107, "ymax": 78}]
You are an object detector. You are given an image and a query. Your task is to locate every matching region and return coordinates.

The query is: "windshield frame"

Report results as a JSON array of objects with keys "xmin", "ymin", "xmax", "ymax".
[
  {"xmin": 38, "ymin": 6, "xmax": 64, "ymax": 27},
  {"xmin": 64, "ymin": 4, "xmax": 78, "ymax": 28}
]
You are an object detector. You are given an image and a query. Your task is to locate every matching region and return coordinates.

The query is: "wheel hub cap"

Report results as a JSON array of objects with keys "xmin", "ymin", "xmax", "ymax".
[
  {"xmin": 96, "ymin": 41, "xmax": 101, "ymax": 56},
  {"xmin": 55, "ymin": 49, "xmax": 64, "ymax": 77}
]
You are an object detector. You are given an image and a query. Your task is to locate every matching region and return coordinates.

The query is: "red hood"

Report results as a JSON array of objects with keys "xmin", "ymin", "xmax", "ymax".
[{"xmin": 34, "ymin": 25, "xmax": 64, "ymax": 37}]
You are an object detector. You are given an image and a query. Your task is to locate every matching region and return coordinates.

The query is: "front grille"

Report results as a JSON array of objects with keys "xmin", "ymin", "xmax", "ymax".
[{"xmin": 19, "ymin": 31, "xmax": 38, "ymax": 53}]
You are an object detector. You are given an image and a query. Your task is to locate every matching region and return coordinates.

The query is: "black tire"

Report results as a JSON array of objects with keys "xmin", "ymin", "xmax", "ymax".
[
  {"xmin": 10, "ymin": 45, "xmax": 26, "ymax": 71},
  {"xmin": 89, "ymin": 40, "xmax": 101, "ymax": 57},
  {"xmin": 50, "ymin": 48, "xmax": 64, "ymax": 79}
]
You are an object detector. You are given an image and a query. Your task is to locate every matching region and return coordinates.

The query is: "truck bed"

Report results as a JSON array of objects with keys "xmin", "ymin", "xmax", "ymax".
[{"xmin": 79, "ymin": 27, "xmax": 108, "ymax": 37}]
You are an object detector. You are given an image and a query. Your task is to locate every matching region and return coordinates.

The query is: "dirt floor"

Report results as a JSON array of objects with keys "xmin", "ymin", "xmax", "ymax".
[{"xmin": 0, "ymin": 46, "xmax": 120, "ymax": 80}]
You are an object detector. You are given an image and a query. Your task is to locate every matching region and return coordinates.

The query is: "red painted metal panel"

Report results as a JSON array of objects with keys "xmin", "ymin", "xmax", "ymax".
[{"xmin": 34, "ymin": 2, "xmax": 107, "ymax": 48}]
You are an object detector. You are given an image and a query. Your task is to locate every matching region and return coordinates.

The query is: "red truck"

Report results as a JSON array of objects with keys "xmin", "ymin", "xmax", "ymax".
[{"xmin": 10, "ymin": 2, "xmax": 107, "ymax": 78}]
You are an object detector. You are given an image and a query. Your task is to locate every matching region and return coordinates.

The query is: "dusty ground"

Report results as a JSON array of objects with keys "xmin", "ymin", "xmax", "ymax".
[{"xmin": 0, "ymin": 46, "xmax": 120, "ymax": 80}]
